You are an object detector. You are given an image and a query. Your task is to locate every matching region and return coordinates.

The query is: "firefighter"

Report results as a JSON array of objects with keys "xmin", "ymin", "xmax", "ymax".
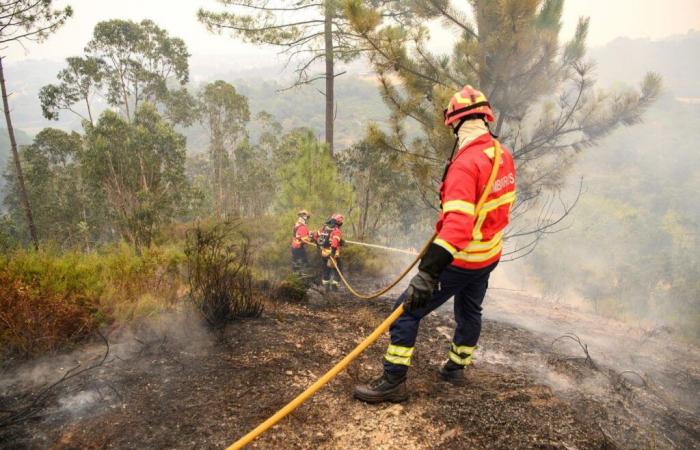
[
  {"xmin": 291, "ymin": 209, "xmax": 314, "ymax": 275},
  {"xmin": 318, "ymin": 214, "xmax": 344, "ymax": 291},
  {"xmin": 354, "ymin": 85, "xmax": 516, "ymax": 403}
]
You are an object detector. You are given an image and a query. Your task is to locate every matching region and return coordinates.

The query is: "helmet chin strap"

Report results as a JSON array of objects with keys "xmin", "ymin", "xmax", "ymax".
[
  {"xmin": 449, "ymin": 118, "xmax": 466, "ymax": 157},
  {"xmin": 485, "ymin": 119, "xmax": 498, "ymax": 139},
  {"xmin": 441, "ymin": 119, "xmax": 466, "ymax": 183}
]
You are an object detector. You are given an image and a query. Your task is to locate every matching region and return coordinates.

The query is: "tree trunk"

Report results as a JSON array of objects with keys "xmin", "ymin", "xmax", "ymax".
[
  {"xmin": 0, "ymin": 57, "xmax": 39, "ymax": 250},
  {"xmin": 85, "ymin": 94, "xmax": 94, "ymax": 125},
  {"xmin": 324, "ymin": 0, "xmax": 335, "ymax": 156}
]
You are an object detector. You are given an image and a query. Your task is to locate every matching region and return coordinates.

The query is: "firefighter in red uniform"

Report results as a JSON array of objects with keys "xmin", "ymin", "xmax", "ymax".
[
  {"xmin": 354, "ymin": 86, "xmax": 517, "ymax": 403},
  {"xmin": 318, "ymin": 214, "xmax": 344, "ymax": 291},
  {"xmin": 291, "ymin": 209, "xmax": 314, "ymax": 275}
]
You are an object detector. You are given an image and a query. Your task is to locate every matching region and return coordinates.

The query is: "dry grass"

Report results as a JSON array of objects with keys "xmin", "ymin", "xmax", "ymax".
[{"xmin": 0, "ymin": 244, "xmax": 186, "ymax": 359}]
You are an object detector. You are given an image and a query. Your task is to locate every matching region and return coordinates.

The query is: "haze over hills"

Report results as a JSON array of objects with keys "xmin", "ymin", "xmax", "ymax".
[
  {"xmin": 1, "ymin": 30, "xmax": 698, "ymax": 139},
  {"xmin": 590, "ymin": 30, "xmax": 700, "ymax": 97},
  {"xmin": 1, "ymin": 31, "xmax": 698, "ymax": 203}
]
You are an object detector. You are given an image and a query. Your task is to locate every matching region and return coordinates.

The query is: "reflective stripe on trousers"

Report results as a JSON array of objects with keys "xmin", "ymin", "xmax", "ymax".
[{"xmin": 383, "ymin": 262, "xmax": 497, "ymax": 376}]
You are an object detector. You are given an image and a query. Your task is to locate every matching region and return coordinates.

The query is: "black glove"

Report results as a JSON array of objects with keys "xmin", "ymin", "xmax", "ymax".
[
  {"xmin": 404, "ymin": 270, "xmax": 438, "ymax": 311},
  {"xmin": 404, "ymin": 243, "xmax": 454, "ymax": 311}
]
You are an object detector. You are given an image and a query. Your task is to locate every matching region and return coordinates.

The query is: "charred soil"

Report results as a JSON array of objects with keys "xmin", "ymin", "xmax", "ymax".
[{"xmin": 1, "ymin": 287, "xmax": 698, "ymax": 449}]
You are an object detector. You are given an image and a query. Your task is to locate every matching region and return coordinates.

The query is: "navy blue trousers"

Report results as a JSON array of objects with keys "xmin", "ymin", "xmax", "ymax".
[
  {"xmin": 291, "ymin": 247, "xmax": 308, "ymax": 272},
  {"xmin": 384, "ymin": 262, "xmax": 497, "ymax": 376},
  {"xmin": 321, "ymin": 257, "xmax": 341, "ymax": 282}
]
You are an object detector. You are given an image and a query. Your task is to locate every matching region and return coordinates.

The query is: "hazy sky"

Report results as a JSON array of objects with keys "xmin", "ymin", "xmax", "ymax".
[{"xmin": 4, "ymin": 0, "xmax": 700, "ymax": 66}]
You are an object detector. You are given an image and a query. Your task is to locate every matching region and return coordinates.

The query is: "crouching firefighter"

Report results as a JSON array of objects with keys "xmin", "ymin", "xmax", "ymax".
[
  {"xmin": 354, "ymin": 85, "xmax": 517, "ymax": 403},
  {"xmin": 317, "ymin": 214, "xmax": 344, "ymax": 291},
  {"xmin": 291, "ymin": 209, "xmax": 314, "ymax": 275}
]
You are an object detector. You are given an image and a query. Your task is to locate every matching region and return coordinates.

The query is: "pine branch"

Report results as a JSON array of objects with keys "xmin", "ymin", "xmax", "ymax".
[{"xmin": 218, "ymin": 1, "xmax": 323, "ymax": 12}]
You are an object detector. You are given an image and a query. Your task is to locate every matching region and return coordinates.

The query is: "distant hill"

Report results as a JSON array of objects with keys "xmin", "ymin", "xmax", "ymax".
[
  {"xmin": 1, "ymin": 30, "xmax": 697, "ymax": 157},
  {"xmin": 0, "ymin": 128, "xmax": 32, "ymax": 205},
  {"xmin": 590, "ymin": 30, "xmax": 700, "ymax": 97}
]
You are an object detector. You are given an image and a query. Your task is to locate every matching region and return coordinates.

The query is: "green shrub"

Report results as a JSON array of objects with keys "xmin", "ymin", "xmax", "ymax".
[
  {"xmin": 0, "ymin": 244, "xmax": 186, "ymax": 359},
  {"xmin": 273, "ymin": 273, "xmax": 308, "ymax": 303},
  {"xmin": 0, "ymin": 267, "xmax": 101, "ymax": 359}
]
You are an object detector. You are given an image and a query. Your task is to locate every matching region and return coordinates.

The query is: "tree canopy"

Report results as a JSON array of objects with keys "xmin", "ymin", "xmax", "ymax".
[{"xmin": 344, "ymin": 0, "xmax": 661, "ymax": 257}]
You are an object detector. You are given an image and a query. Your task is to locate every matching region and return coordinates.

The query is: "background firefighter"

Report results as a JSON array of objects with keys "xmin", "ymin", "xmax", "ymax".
[
  {"xmin": 291, "ymin": 209, "xmax": 314, "ymax": 275},
  {"xmin": 354, "ymin": 86, "xmax": 517, "ymax": 403},
  {"xmin": 317, "ymin": 214, "xmax": 344, "ymax": 291}
]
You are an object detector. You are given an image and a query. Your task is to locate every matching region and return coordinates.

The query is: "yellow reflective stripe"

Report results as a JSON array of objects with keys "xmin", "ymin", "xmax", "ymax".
[
  {"xmin": 384, "ymin": 354, "xmax": 411, "ymax": 366},
  {"xmin": 472, "ymin": 191, "xmax": 516, "ymax": 240},
  {"xmin": 454, "ymin": 241, "xmax": 503, "ymax": 262},
  {"xmin": 433, "ymin": 238, "xmax": 457, "ymax": 256},
  {"xmin": 482, "ymin": 191, "xmax": 516, "ymax": 212},
  {"xmin": 451, "ymin": 343, "xmax": 476, "ymax": 355},
  {"xmin": 386, "ymin": 344, "xmax": 414, "ymax": 358},
  {"xmin": 472, "ymin": 212, "xmax": 488, "ymax": 241},
  {"xmin": 442, "ymin": 200, "xmax": 475, "ymax": 215},
  {"xmin": 465, "ymin": 231, "xmax": 503, "ymax": 252},
  {"xmin": 454, "ymin": 92, "xmax": 486, "ymax": 105},
  {"xmin": 449, "ymin": 351, "xmax": 473, "ymax": 366}
]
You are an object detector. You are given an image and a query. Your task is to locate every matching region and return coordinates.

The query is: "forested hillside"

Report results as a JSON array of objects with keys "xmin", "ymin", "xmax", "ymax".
[
  {"xmin": 518, "ymin": 32, "xmax": 700, "ymax": 340},
  {"xmin": 591, "ymin": 30, "xmax": 700, "ymax": 96},
  {"xmin": 0, "ymin": 129, "xmax": 31, "ymax": 206},
  {"xmin": 528, "ymin": 95, "xmax": 700, "ymax": 340},
  {"xmin": 1, "ymin": 2, "xmax": 698, "ymax": 449}
]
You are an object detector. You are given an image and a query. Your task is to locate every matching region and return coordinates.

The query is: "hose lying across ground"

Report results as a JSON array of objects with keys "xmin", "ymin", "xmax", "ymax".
[
  {"xmin": 225, "ymin": 243, "xmax": 431, "ymax": 450},
  {"xmin": 226, "ymin": 140, "xmax": 502, "ymax": 449}
]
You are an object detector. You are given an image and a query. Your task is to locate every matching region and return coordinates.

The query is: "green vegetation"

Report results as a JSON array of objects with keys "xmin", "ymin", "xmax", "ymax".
[
  {"xmin": 2, "ymin": 1, "xmax": 698, "ymax": 358},
  {"xmin": 0, "ymin": 244, "xmax": 184, "ymax": 359},
  {"xmin": 344, "ymin": 0, "xmax": 660, "ymax": 256},
  {"xmin": 528, "ymin": 96, "xmax": 700, "ymax": 341}
]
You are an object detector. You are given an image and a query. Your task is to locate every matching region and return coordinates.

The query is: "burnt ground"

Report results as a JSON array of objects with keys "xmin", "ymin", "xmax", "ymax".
[{"xmin": 1, "ymin": 284, "xmax": 699, "ymax": 450}]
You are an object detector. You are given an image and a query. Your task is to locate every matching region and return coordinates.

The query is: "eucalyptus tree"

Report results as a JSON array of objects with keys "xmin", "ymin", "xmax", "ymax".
[
  {"xmin": 40, "ymin": 19, "xmax": 191, "ymax": 125},
  {"xmin": 0, "ymin": 0, "xmax": 73, "ymax": 249},
  {"xmin": 197, "ymin": 80, "xmax": 250, "ymax": 218}
]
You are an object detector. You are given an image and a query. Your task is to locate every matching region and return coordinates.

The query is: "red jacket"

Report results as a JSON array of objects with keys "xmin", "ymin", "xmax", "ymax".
[
  {"xmin": 291, "ymin": 220, "xmax": 310, "ymax": 249},
  {"xmin": 320, "ymin": 226, "xmax": 342, "ymax": 257},
  {"xmin": 433, "ymin": 133, "xmax": 516, "ymax": 269}
]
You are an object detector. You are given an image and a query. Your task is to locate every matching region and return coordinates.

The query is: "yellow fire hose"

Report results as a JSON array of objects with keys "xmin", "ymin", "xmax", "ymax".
[{"xmin": 225, "ymin": 140, "xmax": 502, "ymax": 449}]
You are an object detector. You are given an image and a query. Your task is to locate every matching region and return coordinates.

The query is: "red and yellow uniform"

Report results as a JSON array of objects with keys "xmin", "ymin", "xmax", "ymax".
[
  {"xmin": 433, "ymin": 133, "xmax": 516, "ymax": 269},
  {"xmin": 291, "ymin": 220, "xmax": 310, "ymax": 249},
  {"xmin": 354, "ymin": 84, "xmax": 518, "ymax": 404},
  {"xmin": 319, "ymin": 216, "xmax": 344, "ymax": 290},
  {"xmin": 291, "ymin": 211, "xmax": 313, "ymax": 274},
  {"xmin": 320, "ymin": 227, "xmax": 342, "ymax": 257}
]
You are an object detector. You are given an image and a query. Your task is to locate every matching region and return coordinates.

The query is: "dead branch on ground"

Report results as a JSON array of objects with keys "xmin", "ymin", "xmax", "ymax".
[
  {"xmin": 551, "ymin": 333, "xmax": 598, "ymax": 370},
  {"xmin": 0, "ymin": 331, "xmax": 110, "ymax": 428}
]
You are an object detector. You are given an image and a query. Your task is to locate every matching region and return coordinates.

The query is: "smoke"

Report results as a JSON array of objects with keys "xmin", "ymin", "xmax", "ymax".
[
  {"xmin": 0, "ymin": 307, "xmax": 216, "ymax": 423},
  {"xmin": 477, "ymin": 264, "xmax": 700, "ymax": 416}
]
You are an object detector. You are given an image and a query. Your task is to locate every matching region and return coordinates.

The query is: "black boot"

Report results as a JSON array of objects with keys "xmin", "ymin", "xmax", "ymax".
[
  {"xmin": 439, "ymin": 360, "xmax": 466, "ymax": 384},
  {"xmin": 353, "ymin": 373, "xmax": 408, "ymax": 403}
]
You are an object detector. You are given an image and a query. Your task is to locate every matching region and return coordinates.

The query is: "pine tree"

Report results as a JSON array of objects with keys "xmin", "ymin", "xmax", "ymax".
[
  {"xmin": 345, "ymin": 0, "xmax": 661, "ymax": 257},
  {"xmin": 198, "ymin": 0, "xmax": 391, "ymax": 155},
  {"xmin": 273, "ymin": 128, "xmax": 354, "ymax": 227}
]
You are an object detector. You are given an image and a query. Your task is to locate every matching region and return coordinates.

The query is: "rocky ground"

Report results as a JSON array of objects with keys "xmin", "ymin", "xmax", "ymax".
[{"xmin": 1, "ymin": 281, "xmax": 698, "ymax": 449}]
